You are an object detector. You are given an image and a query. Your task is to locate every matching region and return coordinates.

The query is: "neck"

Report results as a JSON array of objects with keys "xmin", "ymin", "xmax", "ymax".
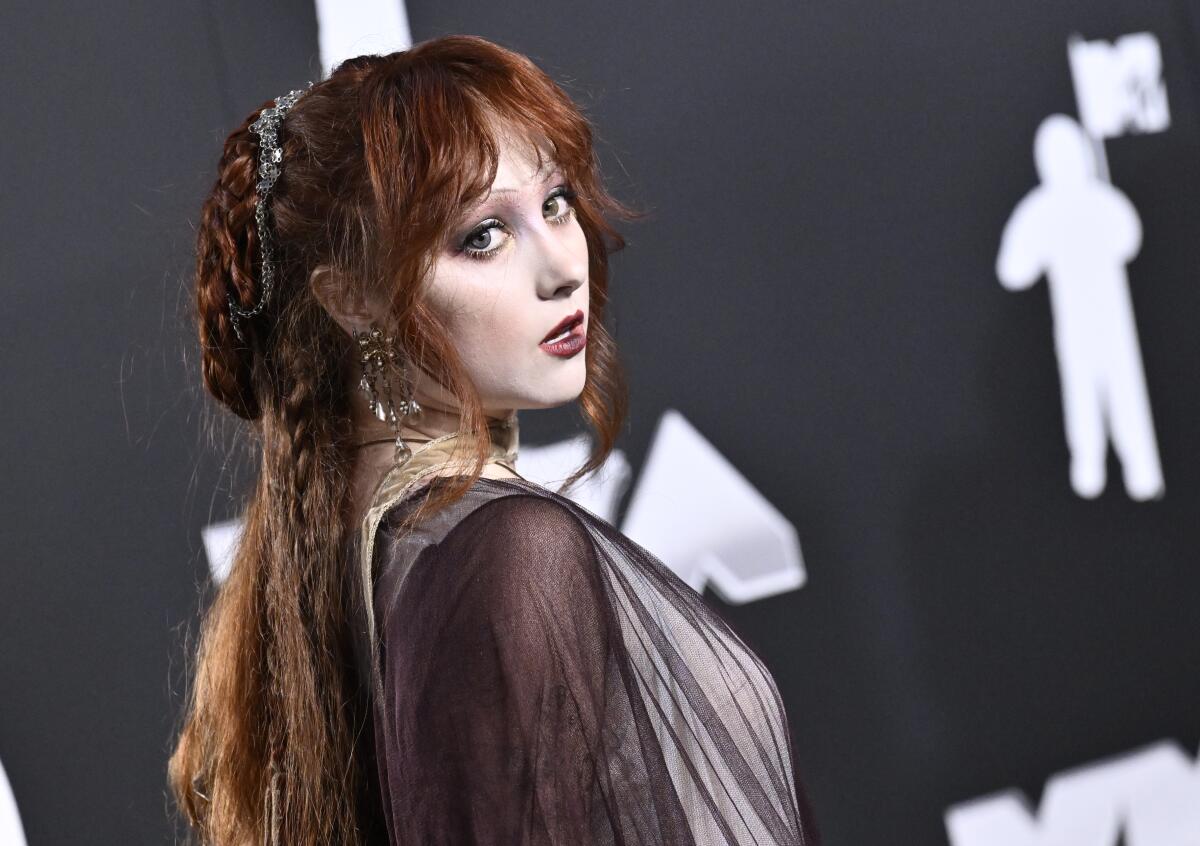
[
  {"xmin": 346, "ymin": 385, "xmax": 520, "ymax": 521},
  {"xmin": 350, "ymin": 385, "xmax": 516, "ymax": 447},
  {"xmin": 340, "ymin": 343, "xmax": 518, "ymax": 445}
]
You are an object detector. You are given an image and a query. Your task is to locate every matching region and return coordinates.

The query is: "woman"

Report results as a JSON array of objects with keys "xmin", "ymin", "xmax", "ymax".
[{"xmin": 170, "ymin": 34, "xmax": 819, "ymax": 846}]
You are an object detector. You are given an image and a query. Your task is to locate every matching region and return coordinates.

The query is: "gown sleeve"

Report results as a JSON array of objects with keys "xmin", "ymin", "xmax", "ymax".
[
  {"xmin": 377, "ymin": 494, "xmax": 624, "ymax": 845},
  {"xmin": 374, "ymin": 490, "xmax": 818, "ymax": 845}
]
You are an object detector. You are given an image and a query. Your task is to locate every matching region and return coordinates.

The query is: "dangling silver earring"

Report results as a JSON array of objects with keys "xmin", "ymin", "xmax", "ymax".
[{"xmin": 353, "ymin": 325, "xmax": 422, "ymax": 463}]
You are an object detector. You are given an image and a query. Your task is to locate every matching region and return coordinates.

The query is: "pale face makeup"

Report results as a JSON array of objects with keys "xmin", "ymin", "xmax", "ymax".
[
  {"xmin": 410, "ymin": 129, "xmax": 591, "ymax": 418},
  {"xmin": 335, "ymin": 127, "xmax": 592, "ymax": 509}
]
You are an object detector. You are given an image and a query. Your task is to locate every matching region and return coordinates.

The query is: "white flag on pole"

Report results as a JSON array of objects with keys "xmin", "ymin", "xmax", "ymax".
[{"xmin": 1068, "ymin": 32, "xmax": 1170, "ymax": 140}]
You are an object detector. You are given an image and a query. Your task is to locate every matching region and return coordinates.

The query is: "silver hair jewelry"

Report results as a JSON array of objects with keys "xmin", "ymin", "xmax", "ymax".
[
  {"xmin": 227, "ymin": 82, "xmax": 314, "ymax": 344},
  {"xmin": 354, "ymin": 325, "xmax": 423, "ymax": 463}
]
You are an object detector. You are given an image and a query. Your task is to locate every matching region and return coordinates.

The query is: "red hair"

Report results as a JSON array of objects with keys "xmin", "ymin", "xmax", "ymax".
[{"xmin": 170, "ymin": 34, "xmax": 642, "ymax": 845}]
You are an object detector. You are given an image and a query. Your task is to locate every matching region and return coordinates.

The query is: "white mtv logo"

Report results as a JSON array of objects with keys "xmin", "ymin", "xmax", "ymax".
[
  {"xmin": 619, "ymin": 410, "xmax": 805, "ymax": 603},
  {"xmin": 1069, "ymin": 32, "xmax": 1169, "ymax": 141},
  {"xmin": 203, "ymin": 408, "xmax": 806, "ymax": 605},
  {"xmin": 0, "ymin": 755, "xmax": 28, "ymax": 846},
  {"xmin": 996, "ymin": 32, "xmax": 1168, "ymax": 501},
  {"xmin": 946, "ymin": 740, "xmax": 1200, "ymax": 845},
  {"xmin": 312, "ymin": 0, "xmax": 412, "ymax": 79}
]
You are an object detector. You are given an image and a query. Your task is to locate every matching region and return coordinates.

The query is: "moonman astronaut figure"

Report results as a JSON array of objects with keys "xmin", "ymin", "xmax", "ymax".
[{"xmin": 996, "ymin": 114, "xmax": 1164, "ymax": 500}]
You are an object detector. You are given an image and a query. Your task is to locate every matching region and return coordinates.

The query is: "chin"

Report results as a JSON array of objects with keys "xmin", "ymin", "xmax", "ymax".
[
  {"xmin": 559, "ymin": 366, "xmax": 588, "ymax": 403},
  {"xmin": 525, "ymin": 390, "xmax": 585, "ymax": 410},
  {"xmin": 517, "ymin": 372, "xmax": 587, "ymax": 410}
]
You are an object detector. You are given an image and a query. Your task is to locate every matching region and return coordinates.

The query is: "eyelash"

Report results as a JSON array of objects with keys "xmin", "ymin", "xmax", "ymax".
[{"xmin": 458, "ymin": 185, "xmax": 579, "ymax": 261}]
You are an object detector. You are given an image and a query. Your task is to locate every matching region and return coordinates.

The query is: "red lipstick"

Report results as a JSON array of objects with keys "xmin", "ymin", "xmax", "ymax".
[{"xmin": 539, "ymin": 308, "xmax": 586, "ymax": 358}]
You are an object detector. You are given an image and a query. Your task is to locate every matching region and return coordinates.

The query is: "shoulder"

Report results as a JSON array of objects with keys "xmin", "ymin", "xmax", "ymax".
[
  {"xmin": 1007, "ymin": 186, "xmax": 1051, "ymax": 222},
  {"xmin": 452, "ymin": 488, "xmax": 591, "ymax": 543},
  {"xmin": 432, "ymin": 490, "xmax": 602, "ymax": 611},
  {"xmin": 442, "ymin": 490, "xmax": 594, "ymax": 569}
]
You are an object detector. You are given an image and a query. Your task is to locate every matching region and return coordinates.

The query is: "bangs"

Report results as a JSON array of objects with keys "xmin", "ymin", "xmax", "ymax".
[{"xmin": 456, "ymin": 112, "xmax": 563, "ymax": 209}]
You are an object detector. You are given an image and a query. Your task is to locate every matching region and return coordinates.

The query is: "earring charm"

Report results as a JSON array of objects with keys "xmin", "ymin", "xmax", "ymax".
[{"xmin": 353, "ymin": 326, "xmax": 422, "ymax": 463}]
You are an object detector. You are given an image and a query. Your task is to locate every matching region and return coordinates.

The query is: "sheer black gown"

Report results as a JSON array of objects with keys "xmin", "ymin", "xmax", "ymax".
[{"xmin": 346, "ymin": 420, "xmax": 819, "ymax": 845}]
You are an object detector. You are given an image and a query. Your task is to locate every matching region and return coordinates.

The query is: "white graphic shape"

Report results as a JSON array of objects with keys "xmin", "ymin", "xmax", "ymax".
[
  {"xmin": 1069, "ymin": 33, "xmax": 1169, "ymax": 141},
  {"xmin": 621, "ymin": 409, "xmax": 805, "ymax": 604},
  {"xmin": 996, "ymin": 114, "xmax": 1163, "ymax": 500},
  {"xmin": 314, "ymin": 0, "xmax": 411, "ymax": 80},
  {"xmin": 201, "ymin": 518, "xmax": 242, "ymax": 585},
  {"xmin": 514, "ymin": 433, "xmax": 632, "ymax": 524},
  {"xmin": 945, "ymin": 740, "xmax": 1200, "ymax": 846},
  {"xmin": 0, "ymin": 756, "xmax": 28, "ymax": 846}
]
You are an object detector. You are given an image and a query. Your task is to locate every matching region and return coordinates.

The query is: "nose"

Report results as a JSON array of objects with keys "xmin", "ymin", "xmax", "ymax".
[{"xmin": 531, "ymin": 220, "xmax": 587, "ymax": 301}]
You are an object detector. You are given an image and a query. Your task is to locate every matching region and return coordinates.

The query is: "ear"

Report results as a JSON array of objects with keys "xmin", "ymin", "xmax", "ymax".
[{"xmin": 309, "ymin": 264, "xmax": 379, "ymax": 335}]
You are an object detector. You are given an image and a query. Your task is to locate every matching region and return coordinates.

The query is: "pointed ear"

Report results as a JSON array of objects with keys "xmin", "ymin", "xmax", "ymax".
[{"xmin": 309, "ymin": 264, "xmax": 378, "ymax": 334}]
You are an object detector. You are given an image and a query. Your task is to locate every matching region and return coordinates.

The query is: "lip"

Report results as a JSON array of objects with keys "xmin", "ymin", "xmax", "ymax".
[
  {"xmin": 539, "ymin": 309, "xmax": 587, "ymax": 358},
  {"xmin": 541, "ymin": 309, "xmax": 585, "ymax": 343}
]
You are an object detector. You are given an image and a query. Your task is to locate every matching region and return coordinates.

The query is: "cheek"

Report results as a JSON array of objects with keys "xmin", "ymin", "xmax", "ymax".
[
  {"xmin": 431, "ymin": 280, "xmax": 535, "ymax": 375},
  {"xmin": 458, "ymin": 308, "xmax": 530, "ymax": 361}
]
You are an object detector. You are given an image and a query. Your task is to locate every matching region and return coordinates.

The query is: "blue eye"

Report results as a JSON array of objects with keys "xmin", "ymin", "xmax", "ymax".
[
  {"xmin": 458, "ymin": 184, "xmax": 579, "ymax": 261},
  {"xmin": 461, "ymin": 218, "xmax": 507, "ymax": 259}
]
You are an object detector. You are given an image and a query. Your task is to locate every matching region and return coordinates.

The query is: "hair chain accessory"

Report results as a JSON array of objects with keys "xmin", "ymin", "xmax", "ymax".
[
  {"xmin": 227, "ymin": 81, "xmax": 314, "ymax": 344},
  {"xmin": 354, "ymin": 325, "xmax": 423, "ymax": 464}
]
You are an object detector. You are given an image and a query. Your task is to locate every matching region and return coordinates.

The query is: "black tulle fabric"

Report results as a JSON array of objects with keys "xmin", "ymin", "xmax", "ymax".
[{"xmin": 349, "ymin": 475, "xmax": 819, "ymax": 845}]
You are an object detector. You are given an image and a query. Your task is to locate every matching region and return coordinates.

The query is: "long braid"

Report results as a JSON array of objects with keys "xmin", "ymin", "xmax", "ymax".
[
  {"xmin": 174, "ymin": 93, "xmax": 366, "ymax": 844},
  {"xmin": 257, "ymin": 316, "xmax": 359, "ymax": 844}
]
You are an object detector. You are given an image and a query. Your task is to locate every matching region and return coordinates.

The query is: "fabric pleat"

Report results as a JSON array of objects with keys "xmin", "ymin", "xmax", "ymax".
[{"xmin": 346, "ymin": 455, "xmax": 819, "ymax": 845}]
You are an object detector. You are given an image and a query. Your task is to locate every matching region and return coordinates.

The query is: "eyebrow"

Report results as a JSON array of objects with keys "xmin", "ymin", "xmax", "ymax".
[{"xmin": 475, "ymin": 163, "xmax": 563, "ymax": 200}]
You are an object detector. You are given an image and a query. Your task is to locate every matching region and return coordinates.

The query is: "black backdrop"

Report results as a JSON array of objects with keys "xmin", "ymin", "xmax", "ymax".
[{"xmin": 2, "ymin": 1, "xmax": 1199, "ymax": 843}]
